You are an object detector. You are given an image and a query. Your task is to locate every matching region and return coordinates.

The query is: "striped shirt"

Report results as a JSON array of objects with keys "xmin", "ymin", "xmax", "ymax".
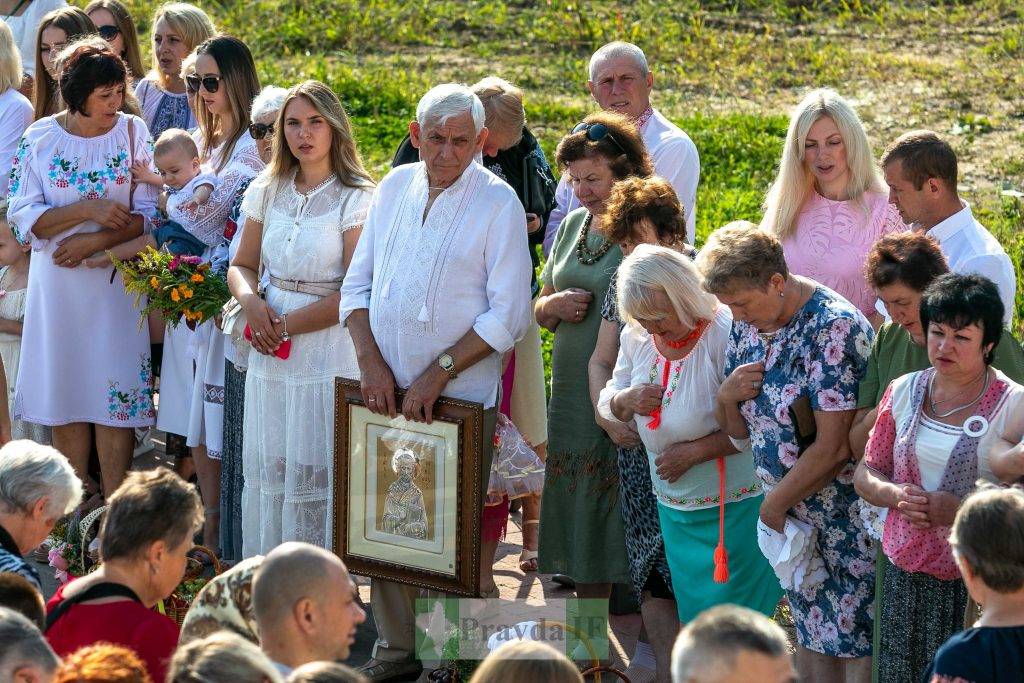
[{"xmin": 0, "ymin": 523, "xmax": 41, "ymax": 591}]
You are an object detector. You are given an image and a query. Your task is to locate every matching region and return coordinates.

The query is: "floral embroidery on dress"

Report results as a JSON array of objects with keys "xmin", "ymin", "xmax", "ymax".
[
  {"xmin": 657, "ymin": 482, "xmax": 762, "ymax": 508},
  {"xmin": 107, "ymin": 355, "xmax": 155, "ymax": 421},
  {"xmin": 48, "ymin": 148, "xmax": 131, "ymax": 199},
  {"xmin": 725, "ymin": 286, "xmax": 876, "ymax": 657},
  {"xmin": 7, "ymin": 138, "xmax": 29, "ymax": 199}
]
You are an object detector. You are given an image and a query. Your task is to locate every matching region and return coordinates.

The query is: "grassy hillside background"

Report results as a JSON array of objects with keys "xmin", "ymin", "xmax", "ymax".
[{"xmin": 115, "ymin": 0, "xmax": 1024, "ymax": 328}]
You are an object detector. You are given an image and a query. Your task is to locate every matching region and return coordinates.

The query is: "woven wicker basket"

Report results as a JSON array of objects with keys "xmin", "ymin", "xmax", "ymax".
[{"xmin": 164, "ymin": 545, "xmax": 222, "ymax": 626}]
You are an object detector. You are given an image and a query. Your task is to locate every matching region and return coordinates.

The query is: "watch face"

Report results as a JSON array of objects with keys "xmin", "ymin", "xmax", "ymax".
[{"xmin": 439, "ymin": 353, "xmax": 454, "ymax": 369}]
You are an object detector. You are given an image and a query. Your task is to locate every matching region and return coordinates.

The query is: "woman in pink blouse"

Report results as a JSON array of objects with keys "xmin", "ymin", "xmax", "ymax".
[{"xmin": 761, "ymin": 88, "xmax": 906, "ymax": 325}]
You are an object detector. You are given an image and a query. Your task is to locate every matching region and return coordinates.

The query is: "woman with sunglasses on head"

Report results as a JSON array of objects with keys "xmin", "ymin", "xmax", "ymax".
[
  {"xmin": 535, "ymin": 110, "xmax": 651, "ymax": 603},
  {"xmin": 0, "ymin": 0, "xmax": 64, "ymax": 97},
  {"xmin": 229, "ymin": 80, "xmax": 375, "ymax": 556},
  {"xmin": 133, "ymin": 3, "xmax": 214, "ymax": 139},
  {"xmin": 85, "ymin": 0, "xmax": 143, "ymax": 82},
  {"xmin": 217, "ymin": 83, "xmax": 286, "ymax": 562},
  {"xmin": 31, "ymin": 6, "xmax": 94, "ymax": 119},
  {"xmin": 156, "ymin": 34, "xmax": 263, "ymax": 556}
]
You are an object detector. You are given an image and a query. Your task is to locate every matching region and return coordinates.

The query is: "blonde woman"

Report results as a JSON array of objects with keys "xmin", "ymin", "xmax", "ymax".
[
  {"xmin": 761, "ymin": 88, "xmax": 906, "ymax": 323},
  {"xmin": 228, "ymin": 80, "xmax": 374, "ymax": 554},
  {"xmin": 84, "ymin": 0, "xmax": 144, "ymax": 81},
  {"xmin": 0, "ymin": 22, "xmax": 33, "ymax": 196},
  {"xmin": 156, "ymin": 34, "xmax": 263, "ymax": 551},
  {"xmin": 133, "ymin": 2, "xmax": 215, "ymax": 138}
]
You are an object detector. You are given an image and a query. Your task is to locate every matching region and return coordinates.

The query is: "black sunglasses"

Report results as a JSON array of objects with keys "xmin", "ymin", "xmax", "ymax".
[
  {"xmin": 185, "ymin": 73, "xmax": 221, "ymax": 94},
  {"xmin": 248, "ymin": 122, "xmax": 274, "ymax": 140},
  {"xmin": 571, "ymin": 121, "xmax": 626, "ymax": 154},
  {"xmin": 97, "ymin": 24, "xmax": 121, "ymax": 41}
]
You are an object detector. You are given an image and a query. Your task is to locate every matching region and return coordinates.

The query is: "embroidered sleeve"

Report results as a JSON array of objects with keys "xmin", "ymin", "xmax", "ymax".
[
  {"xmin": 809, "ymin": 314, "xmax": 872, "ymax": 412},
  {"xmin": 6, "ymin": 134, "xmax": 49, "ymax": 247},
  {"xmin": 473, "ymin": 194, "xmax": 532, "ymax": 353},
  {"xmin": 864, "ymin": 382, "xmax": 897, "ymax": 478},
  {"xmin": 169, "ymin": 143, "xmax": 264, "ymax": 246},
  {"xmin": 339, "ymin": 186, "xmax": 383, "ymax": 324}
]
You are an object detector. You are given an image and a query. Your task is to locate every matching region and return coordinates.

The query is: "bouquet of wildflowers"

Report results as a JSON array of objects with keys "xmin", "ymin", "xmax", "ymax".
[
  {"xmin": 46, "ymin": 518, "xmax": 87, "ymax": 585},
  {"xmin": 111, "ymin": 246, "xmax": 231, "ymax": 328}
]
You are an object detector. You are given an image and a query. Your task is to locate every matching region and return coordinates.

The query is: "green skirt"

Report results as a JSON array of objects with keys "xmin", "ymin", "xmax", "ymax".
[{"xmin": 658, "ymin": 495, "xmax": 782, "ymax": 623}]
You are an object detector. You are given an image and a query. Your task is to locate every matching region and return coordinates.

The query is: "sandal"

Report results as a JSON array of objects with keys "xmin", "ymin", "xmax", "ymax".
[{"xmin": 519, "ymin": 519, "xmax": 539, "ymax": 572}]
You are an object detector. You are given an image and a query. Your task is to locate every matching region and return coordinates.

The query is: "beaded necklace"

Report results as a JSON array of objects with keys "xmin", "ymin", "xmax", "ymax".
[
  {"xmin": 576, "ymin": 213, "xmax": 614, "ymax": 265},
  {"xmin": 645, "ymin": 320, "xmax": 708, "ymax": 429}
]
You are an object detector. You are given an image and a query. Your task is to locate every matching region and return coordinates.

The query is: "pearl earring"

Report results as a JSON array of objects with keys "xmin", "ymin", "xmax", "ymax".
[{"xmin": 779, "ymin": 291, "xmax": 785, "ymax": 298}]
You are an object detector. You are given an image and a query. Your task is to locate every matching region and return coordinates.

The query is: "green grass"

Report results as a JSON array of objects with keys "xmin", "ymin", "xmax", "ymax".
[{"xmin": 110, "ymin": 0, "xmax": 1024, "ymax": 326}]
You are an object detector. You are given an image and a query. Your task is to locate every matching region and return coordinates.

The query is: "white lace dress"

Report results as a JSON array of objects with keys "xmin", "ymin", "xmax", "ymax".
[{"xmin": 240, "ymin": 173, "xmax": 371, "ymax": 556}]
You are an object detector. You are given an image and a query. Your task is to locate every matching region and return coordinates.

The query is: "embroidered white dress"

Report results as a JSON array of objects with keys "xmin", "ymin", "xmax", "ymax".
[
  {"xmin": 8, "ymin": 114, "xmax": 158, "ymax": 427},
  {"xmin": 156, "ymin": 131, "xmax": 263, "ymax": 456},
  {"xmin": 240, "ymin": 173, "xmax": 371, "ymax": 555}
]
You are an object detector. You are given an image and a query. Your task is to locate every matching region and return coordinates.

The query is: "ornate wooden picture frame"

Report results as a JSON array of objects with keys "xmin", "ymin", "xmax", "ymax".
[{"xmin": 333, "ymin": 378, "xmax": 484, "ymax": 597}]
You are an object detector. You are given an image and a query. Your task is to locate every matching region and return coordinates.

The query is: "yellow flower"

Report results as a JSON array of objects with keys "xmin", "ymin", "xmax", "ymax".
[
  {"xmin": 183, "ymin": 286, "xmax": 194, "ymax": 299},
  {"xmin": 170, "ymin": 288, "xmax": 180, "ymax": 302},
  {"xmin": 190, "ymin": 273, "xmax": 204, "ymax": 283},
  {"xmin": 149, "ymin": 276, "xmax": 159, "ymax": 289}
]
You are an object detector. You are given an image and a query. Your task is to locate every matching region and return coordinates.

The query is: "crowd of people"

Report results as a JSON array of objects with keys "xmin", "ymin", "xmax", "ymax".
[{"xmin": 0, "ymin": 1, "xmax": 1022, "ymax": 681}]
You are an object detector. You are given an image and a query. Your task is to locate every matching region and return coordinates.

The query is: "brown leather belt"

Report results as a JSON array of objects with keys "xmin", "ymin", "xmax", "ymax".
[{"xmin": 268, "ymin": 275, "xmax": 342, "ymax": 298}]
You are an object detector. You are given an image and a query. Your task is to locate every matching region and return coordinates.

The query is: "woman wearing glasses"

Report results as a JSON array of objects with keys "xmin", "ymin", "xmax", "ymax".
[
  {"xmin": 133, "ymin": 2, "xmax": 214, "ymax": 139},
  {"xmin": 535, "ymin": 110, "xmax": 651, "ymax": 601},
  {"xmin": 85, "ymin": 0, "xmax": 143, "ymax": 82},
  {"xmin": 701, "ymin": 222, "xmax": 875, "ymax": 681},
  {"xmin": 156, "ymin": 34, "xmax": 263, "ymax": 555}
]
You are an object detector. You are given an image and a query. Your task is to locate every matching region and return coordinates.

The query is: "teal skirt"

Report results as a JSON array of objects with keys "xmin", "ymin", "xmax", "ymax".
[{"xmin": 658, "ymin": 495, "xmax": 782, "ymax": 623}]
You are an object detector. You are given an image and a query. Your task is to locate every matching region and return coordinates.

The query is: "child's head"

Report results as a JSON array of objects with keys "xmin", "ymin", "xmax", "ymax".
[
  {"xmin": 153, "ymin": 128, "xmax": 202, "ymax": 190},
  {"xmin": 0, "ymin": 200, "xmax": 30, "ymax": 267},
  {"xmin": 951, "ymin": 483, "xmax": 1024, "ymax": 604}
]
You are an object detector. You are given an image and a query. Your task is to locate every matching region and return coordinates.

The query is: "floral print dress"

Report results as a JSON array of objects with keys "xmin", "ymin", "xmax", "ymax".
[
  {"xmin": 725, "ymin": 285, "xmax": 876, "ymax": 657},
  {"xmin": 8, "ymin": 114, "xmax": 159, "ymax": 427}
]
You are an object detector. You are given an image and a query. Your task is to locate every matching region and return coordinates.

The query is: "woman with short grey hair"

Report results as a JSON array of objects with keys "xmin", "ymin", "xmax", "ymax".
[
  {"xmin": 0, "ymin": 440, "xmax": 82, "ymax": 590},
  {"xmin": 249, "ymin": 84, "xmax": 287, "ymax": 164}
]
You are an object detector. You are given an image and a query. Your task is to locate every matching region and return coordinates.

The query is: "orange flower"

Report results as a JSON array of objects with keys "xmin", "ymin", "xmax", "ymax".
[
  {"xmin": 182, "ymin": 286, "xmax": 194, "ymax": 299},
  {"xmin": 149, "ymin": 276, "xmax": 159, "ymax": 289},
  {"xmin": 170, "ymin": 288, "xmax": 181, "ymax": 302},
  {"xmin": 190, "ymin": 273, "xmax": 204, "ymax": 283}
]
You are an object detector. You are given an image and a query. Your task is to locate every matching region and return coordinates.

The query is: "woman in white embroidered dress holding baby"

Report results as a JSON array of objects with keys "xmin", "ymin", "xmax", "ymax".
[
  {"xmin": 7, "ymin": 40, "xmax": 158, "ymax": 496},
  {"xmin": 228, "ymin": 80, "xmax": 374, "ymax": 555}
]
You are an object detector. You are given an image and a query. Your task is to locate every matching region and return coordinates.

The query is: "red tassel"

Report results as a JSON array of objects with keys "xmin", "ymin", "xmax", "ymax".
[
  {"xmin": 713, "ymin": 543, "xmax": 730, "ymax": 583},
  {"xmin": 713, "ymin": 457, "xmax": 729, "ymax": 583},
  {"xmin": 646, "ymin": 407, "xmax": 661, "ymax": 430}
]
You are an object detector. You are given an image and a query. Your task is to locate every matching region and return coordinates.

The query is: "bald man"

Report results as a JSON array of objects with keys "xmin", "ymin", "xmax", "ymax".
[
  {"xmin": 671, "ymin": 605, "xmax": 797, "ymax": 683},
  {"xmin": 251, "ymin": 542, "xmax": 366, "ymax": 677}
]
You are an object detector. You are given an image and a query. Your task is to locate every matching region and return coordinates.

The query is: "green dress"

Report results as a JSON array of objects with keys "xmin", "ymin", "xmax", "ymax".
[{"xmin": 537, "ymin": 208, "xmax": 629, "ymax": 583}]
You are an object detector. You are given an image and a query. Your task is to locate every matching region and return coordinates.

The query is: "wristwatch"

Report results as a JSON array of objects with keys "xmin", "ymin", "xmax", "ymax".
[{"xmin": 437, "ymin": 353, "xmax": 457, "ymax": 380}]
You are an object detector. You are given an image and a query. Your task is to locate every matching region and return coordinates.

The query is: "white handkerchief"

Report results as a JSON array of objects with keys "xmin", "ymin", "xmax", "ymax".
[{"xmin": 757, "ymin": 516, "xmax": 828, "ymax": 592}]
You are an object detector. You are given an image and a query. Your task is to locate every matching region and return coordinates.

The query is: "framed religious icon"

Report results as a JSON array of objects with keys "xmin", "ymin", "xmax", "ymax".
[{"xmin": 333, "ymin": 378, "xmax": 485, "ymax": 597}]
